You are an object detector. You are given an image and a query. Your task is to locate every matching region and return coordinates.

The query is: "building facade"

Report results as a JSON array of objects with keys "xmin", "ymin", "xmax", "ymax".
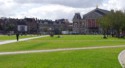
[
  {"xmin": 38, "ymin": 19, "xmax": 71, "ymax": 34},
  {"xmin": 73, "ymin": 8, "xmax": 110, "ymax": 34},
  {"xmin": 24, "ymin": 18, "xmax": 38, "ymax": 34}
]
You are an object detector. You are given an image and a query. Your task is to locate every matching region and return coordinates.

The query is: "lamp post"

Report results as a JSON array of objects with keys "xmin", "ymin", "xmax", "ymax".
[{"xmin": 49, "ymin": 28, "xmax": 54, "ymax": 37}]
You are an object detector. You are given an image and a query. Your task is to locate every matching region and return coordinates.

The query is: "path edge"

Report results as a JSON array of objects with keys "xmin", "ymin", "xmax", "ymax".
[{"xmin": 118, "ymin": 50, "xmax": 125, "ymax": 68}]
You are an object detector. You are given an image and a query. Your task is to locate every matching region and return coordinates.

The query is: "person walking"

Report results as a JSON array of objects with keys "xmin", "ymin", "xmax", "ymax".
[{"xmin": 16, "ymin": 33, "xmax": 19, "ymax": 41}]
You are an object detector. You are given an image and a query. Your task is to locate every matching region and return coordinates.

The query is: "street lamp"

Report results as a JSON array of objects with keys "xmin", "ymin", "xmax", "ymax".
[{"xmin": 49, "ymin": 28, "xmax": 54, "ymax": 37}]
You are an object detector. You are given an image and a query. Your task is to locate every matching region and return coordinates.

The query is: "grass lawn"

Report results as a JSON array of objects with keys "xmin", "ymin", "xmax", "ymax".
[
  {"xmin": 0, "ymin": 47, "xmax": 124, "ymax": 68},
  {"xmin": 0, "ymin": 35, "xmax": 125, "ymax": 52},
  {"xmin": 0, "ymin": 35, "xmax": 124, "ymax": 68},
  {"xmin": 0, "ymin": 35, "xmax": 38, "ymax": 41}
]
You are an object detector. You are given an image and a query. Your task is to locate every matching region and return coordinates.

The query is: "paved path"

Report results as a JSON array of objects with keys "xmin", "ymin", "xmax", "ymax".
[
  {"xmin": 118, "ymin": 50, "xmax": 125, "ymax": 68},
  {"xmin": 0, "ymin": 35, "xmax": 49, "ymax": 45},
  {"xmin": 0, "ymin": 45, "xmax": 125, "ymax": 55}
]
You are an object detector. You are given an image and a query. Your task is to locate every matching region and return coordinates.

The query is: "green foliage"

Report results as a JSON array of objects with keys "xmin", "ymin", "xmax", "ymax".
[
  {"xmin": 99, "ymin": 10, "xmax": 125, "ymax": 37},
  {"xmin": 5, "ymin": 24, "xmax": 15, "ymax": 31}
]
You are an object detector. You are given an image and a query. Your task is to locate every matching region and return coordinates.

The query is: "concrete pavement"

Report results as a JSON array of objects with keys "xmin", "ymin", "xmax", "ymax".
[
  {"xmin": 0, "ymin": 45, "xmax": 125, "ymax": 55},
  {"xmin": 0, "ymin": 35, "xmax": 49, "ymax": 45},
  {"xmin": 118, "ymin": 50, "xmax": 125, "ymax": 68}
]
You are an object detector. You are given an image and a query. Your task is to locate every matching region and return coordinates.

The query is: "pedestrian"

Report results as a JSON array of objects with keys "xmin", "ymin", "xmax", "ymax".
[{"xmin": 16, "ymin": 33, "xmax": 19, "ymax": 41}]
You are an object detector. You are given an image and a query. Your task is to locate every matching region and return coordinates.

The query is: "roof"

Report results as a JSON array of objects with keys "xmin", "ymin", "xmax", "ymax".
[
  {"xmin": 24, "ymin": 18, "xmax": 35, "ymax": 22},
  {"xmin": 17, "ymin": 20, "xmax": 27, "ymax": 25},
  {"xmin": 73, "ymin": 13, "xmax": 82, "ymax": 20},
  {"xmin": 83, "ymin": 8, "xmax": 110, "ymax": 19},
  {"xmin": 38, "ymin": 19, "xmax": 54, "ymax": 24}
]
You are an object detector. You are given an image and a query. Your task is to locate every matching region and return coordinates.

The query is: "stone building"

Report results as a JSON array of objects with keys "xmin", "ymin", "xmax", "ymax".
[
  {"xmin": 73, "ymin": 7, "xmax": 110, "ymax": 34},
  {"xmin": 73, "ymin": 13, "xmax": 84, "ymax": 34}
]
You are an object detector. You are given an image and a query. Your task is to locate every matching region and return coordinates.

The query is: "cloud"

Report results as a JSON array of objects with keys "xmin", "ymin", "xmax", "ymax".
[
  {"xmin": 0, "ymin": 0, "xmax": 98, "ymax": 20},
  {"xmin": 11, "ymin": 4, "xmax": 93, "ymax": 21},
  {"xmin": 0, "ymin": 0, "xmax": 125, "ymax": 22},
  {"xmin": 101, "ymin": 0, "xmax": 125, "ymax": 10},
  {"xmin": 14, "ymin": 0, "xmax": 103, "ymax": 8}
]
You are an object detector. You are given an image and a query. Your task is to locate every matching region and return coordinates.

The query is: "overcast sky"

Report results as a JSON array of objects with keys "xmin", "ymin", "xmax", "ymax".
[{"xmin": 0, "ymin": 0, "xmax": 125, "ymax": 21}]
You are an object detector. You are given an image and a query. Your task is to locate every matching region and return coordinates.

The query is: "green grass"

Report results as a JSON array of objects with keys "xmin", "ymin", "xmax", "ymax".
[
  {"xmin": 0, "ymin": 35, "xmax": 124, "ymax": 68},
  {"xmin": 0, "ymin": 35, "xmax": 38, "ymax": 41},
  {"xmin": 0, "ymin": 47, "xmax": 124, "ymax": 68},
  {"xmin": 0, "ymin": 35, "xmax": 125, "ymax": 52}
]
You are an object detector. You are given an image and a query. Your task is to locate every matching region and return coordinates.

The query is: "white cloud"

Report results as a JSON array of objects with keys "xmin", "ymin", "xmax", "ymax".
[
  {"xmin": 101, "ymin": 0, "xmax": 125, "ymax": 10},
  {"xmin": 11, "ymin": 4, "xmax": 93, "ymax": 21},
  {"xmin": 0, "ymin": 0, "xmax": 125, "ymax": 21}
]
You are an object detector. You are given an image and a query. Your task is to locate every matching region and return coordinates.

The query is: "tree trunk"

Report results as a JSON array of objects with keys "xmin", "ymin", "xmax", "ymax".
[
  {"xmin": 103, "ymin": 30, "xmax": 107, "ymax": 39},
  {"xmin": 117, "ymin": 29, "xmax": 120, "ymax": 38}
]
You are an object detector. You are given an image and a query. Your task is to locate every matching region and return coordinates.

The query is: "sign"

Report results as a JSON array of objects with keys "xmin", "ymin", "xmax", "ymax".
[{"xmin": 18, "ymin": 25, "xmax": 27, "ymax": 32}]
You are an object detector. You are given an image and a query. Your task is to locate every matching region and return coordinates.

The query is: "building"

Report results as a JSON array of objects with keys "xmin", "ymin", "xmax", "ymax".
[
  {"xmin": 54, "ymin": 19, "xmax": 70, "ymax": 34},
  {"xmin": 38, "ymin": 19, "xmax": 71, "ymax": 34},
  {"xmin": 38, "ymin": 19, "xmax": 54, "ymax": 34},
  {"xmin": 73, "ymin": 13, "xmax": 83, "ymax": 34},
  {"xmin": 24, "ymin": 18, "xmax": 38, "ymax": 34},
  {"xmin": 73, "ymin": 7, "xmax": 110, "ymax": 34},
  {"xmin": 0, "ymin": 18, "xmax": 38, "ymax": 34},
  {"xmin": 0, "ymin": 17, "xmax": 71, "ymax": 35}
]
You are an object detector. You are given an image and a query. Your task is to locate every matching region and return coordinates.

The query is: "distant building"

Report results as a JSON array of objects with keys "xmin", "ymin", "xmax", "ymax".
[
  {"xmin": 73, "ymin": 13, "xmax": 83, "ymax": 34},
  {"xmin": 0, "ymin": 18, "xmax": 38, "ymax": 34},
  {"xmin": 54, "ymin": 19, "xmax": 70, "ymax": 34},
  {"xmin": 38, "ymin": 19, "xmax": 54, "ymax": 34},
  {"xmin": 38, "ymin": 19, "xmax": 71, "ymax": 34},
  {"xmin": 0, "ymin": 18, "xmax": 71, "ymax": 35},
  {"xmin": 24, "ymin": 18, "xmax": 38, "ymax": 34},
  {"xmin": 73, "ymin": 7, "xmax": 110, "ymax": 34}
]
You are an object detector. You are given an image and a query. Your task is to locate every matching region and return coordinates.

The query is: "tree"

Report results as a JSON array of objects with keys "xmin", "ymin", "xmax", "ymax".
[
  {"xmin": 111, "ymin": 11, "xmax": 125, "ymax": 37},
  {"xmin": 99, "ymin": 10, "xmax": 125, "ymax": 38},
  {"xmin": 98, "ymin": 14, "xmax": 111, "ymax": 38},
  {"xmin": 5, "ymin": 24, "xmax": 15, "ymax": 35},
  {"xmin": 0, "ymin": 25, "xmax": 3, "ymax": 30}
]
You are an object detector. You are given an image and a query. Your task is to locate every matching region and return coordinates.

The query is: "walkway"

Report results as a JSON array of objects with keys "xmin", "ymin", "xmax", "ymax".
[
  {"xmin": 118, "ymin": 50, "xmax": 125, "ymax": 68},
  {"xmin": 0, "ymin": 45, "xmax": 125, "ymax": 55},
  {"xmin": 0, "ymin": 35, "xmax": 49, "ymax": 45}
]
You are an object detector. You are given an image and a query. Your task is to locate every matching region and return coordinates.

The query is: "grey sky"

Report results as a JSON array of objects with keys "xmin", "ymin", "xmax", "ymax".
[
  {"xmin": 14, "ymin": 0, "xmax": 103, "ymax": 8},
  {"xmin": 0, "ymin": 0, "xmax": 124, "ymax": 21}
]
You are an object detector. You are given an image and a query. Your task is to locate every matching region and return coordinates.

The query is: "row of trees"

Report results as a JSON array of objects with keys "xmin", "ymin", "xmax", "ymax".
[
  {"xmin": 99, "ymin": 10, "xmax": 125, "ymax": 38},
  {"xmin": 0, "ymin": 24, "xmax": 15, "ymax": 33}
]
